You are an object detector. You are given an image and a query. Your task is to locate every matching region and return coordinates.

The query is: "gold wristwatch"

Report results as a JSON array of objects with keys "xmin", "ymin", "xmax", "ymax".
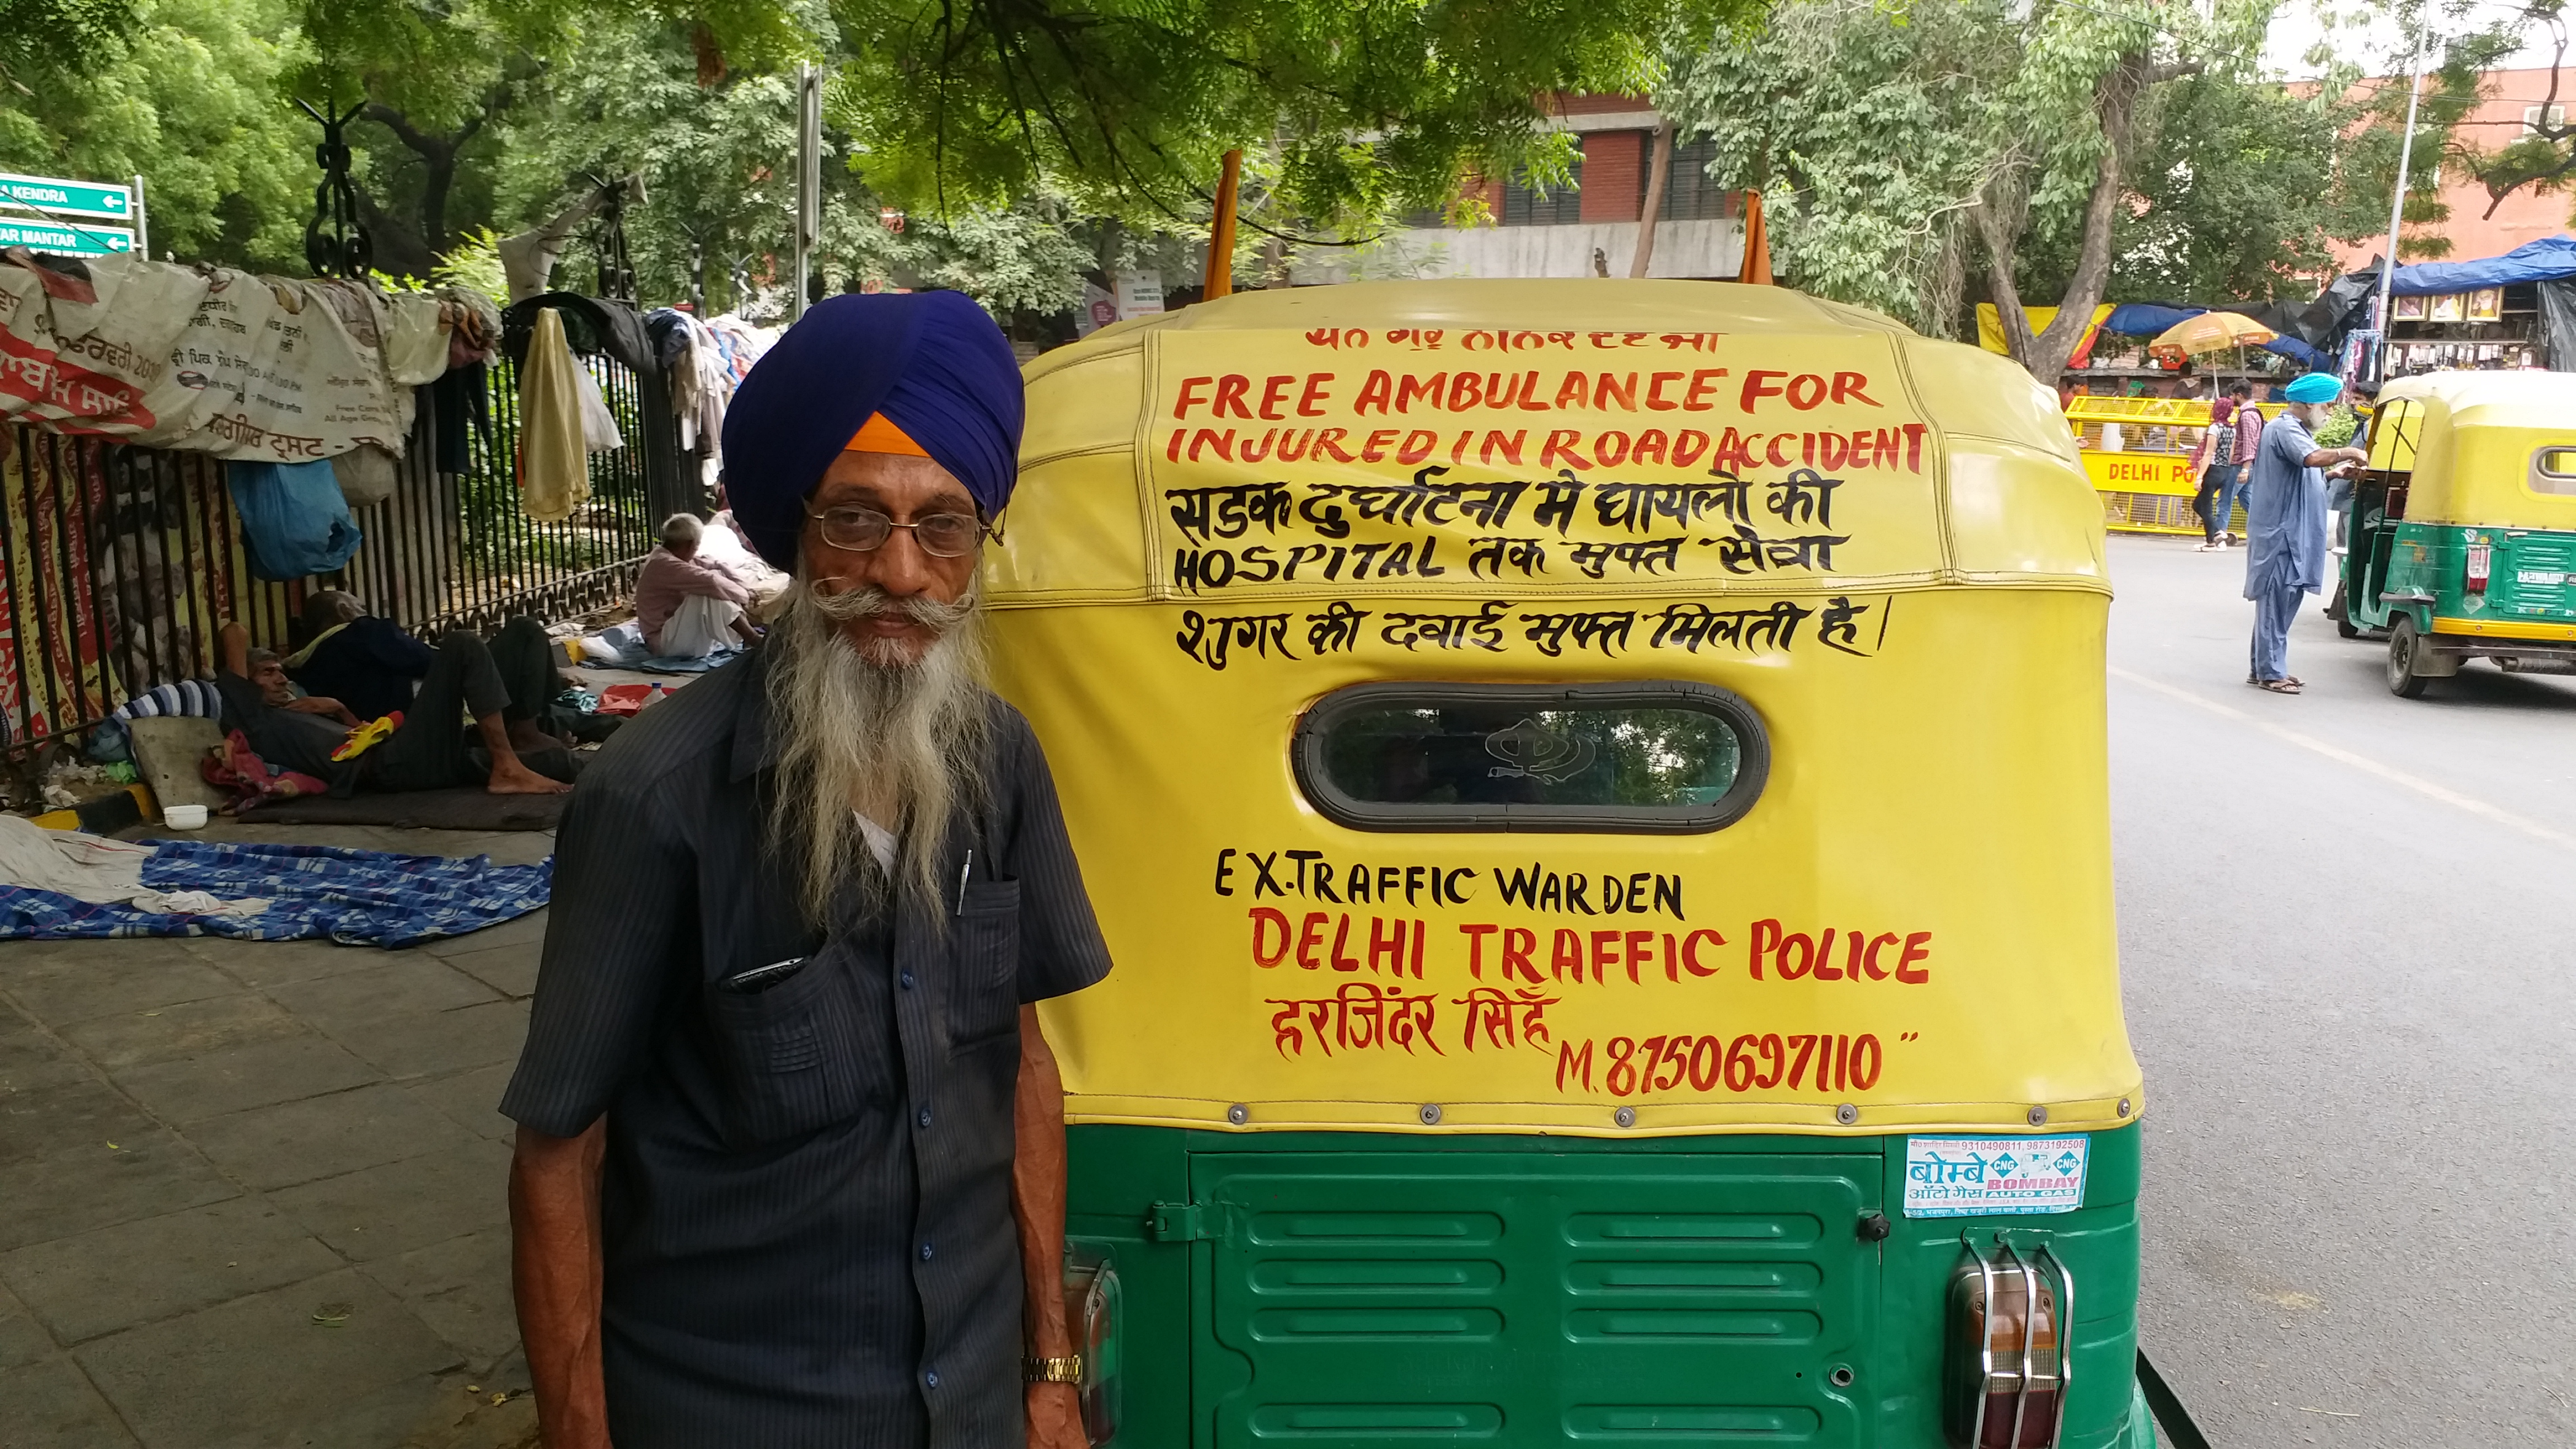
[{"xmin": 1024, "ymin": 1354, "xmax": 1085, "ymax": 1385}]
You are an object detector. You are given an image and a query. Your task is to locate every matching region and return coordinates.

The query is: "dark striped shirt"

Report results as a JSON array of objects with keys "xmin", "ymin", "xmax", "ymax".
[{"xmin": 501, "ymin": 646, "xmax": 1112, "ymax": 1448}]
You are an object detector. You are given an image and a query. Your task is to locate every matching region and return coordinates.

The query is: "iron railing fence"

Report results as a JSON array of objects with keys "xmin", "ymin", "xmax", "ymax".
[{"xmin": 2, "ymin": 316, "xmax": 685, "ymax": 760}]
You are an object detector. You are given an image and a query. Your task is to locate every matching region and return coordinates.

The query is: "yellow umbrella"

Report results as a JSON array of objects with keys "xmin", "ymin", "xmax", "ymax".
[{"xmin": 2148, "ymin": 310, "xmax": 2277, "ymax": 362}]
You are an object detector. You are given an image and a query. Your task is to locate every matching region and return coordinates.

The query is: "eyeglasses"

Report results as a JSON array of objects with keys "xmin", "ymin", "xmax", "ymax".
[{"xmin": 806, "ymin": 505, "xmax": 988, "ymax": 558}]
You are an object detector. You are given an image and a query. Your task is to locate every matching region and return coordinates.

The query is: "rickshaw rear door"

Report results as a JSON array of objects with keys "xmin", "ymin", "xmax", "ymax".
[{"xmin": 1190, "ymin": 1151, "xmax": 1880, "ymax": 1446}]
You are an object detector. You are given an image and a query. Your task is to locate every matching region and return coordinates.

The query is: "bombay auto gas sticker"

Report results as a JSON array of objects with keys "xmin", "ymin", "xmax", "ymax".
[
  {"xmin": 1142, "ymin": 326, "xmax": 1942, "ymax": 671},
  {"xmin": 1902, "ymin": 1135, "xmax": 2090, "ymax": 1218}
]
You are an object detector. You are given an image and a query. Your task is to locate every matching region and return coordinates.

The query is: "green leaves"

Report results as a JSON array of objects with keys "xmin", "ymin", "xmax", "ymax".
[{"xmin": 822, "ymin": 0, "xmax": 1729, "ymax": 228}]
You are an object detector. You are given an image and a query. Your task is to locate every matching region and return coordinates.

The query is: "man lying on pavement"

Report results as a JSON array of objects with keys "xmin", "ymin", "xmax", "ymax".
[
  {"xmin": 288, "ymin": 591, "xmax": 575, "ymax": 754},
  {"xmin": 215, "ymin": 620, "xmax": 571, "ymax": 796}
]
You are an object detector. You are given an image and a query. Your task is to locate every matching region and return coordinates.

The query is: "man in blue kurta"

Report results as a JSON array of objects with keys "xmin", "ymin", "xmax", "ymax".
[{"xmin": 2242, "ymin": 372, "xmax": 2369, "ymax": 693}]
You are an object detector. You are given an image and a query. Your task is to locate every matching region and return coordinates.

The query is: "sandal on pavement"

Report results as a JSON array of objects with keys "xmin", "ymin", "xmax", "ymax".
[{"xmin": 2256, "ymin": 677, "xmax": 2302, "ymax": 694}]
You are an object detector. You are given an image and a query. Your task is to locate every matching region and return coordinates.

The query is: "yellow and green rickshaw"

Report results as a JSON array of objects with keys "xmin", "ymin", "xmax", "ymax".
[
  {"xmin": 2331, "ymin": 371, "xmax": 2576, "ymax": 697},
  {"xmin": 988, "ymin": 280, "xmax": 2156, "ymax": 1447}
]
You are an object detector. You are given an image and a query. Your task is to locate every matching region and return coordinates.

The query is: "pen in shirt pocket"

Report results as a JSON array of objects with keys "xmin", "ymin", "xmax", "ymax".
[{"xmin": 955, "ymin": 850, "xmax": 972, "ymax": 916}]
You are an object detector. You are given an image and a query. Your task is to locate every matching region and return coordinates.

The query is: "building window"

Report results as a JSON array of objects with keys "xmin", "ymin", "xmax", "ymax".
[
  {"xmin": 1645, "ymin": 134, "xmax": 1730, "ymax": 221},
  {"xmin": 2525, "ymin": 103, "xmax": 2568, "ymax": 133},
  {"xmin": 1500, "ymin": 158, "xmax": 1583, "ymax": 226}
]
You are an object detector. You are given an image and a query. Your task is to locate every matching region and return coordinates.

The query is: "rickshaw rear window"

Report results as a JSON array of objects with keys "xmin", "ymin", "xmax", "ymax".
[
  {"xmin": 1294, "ymin": 683, "xmax": 1768, "ymax": 834},
  {"xmin": 2534, "ymin": 447, "xmax": 2576, "ymax": 495}
]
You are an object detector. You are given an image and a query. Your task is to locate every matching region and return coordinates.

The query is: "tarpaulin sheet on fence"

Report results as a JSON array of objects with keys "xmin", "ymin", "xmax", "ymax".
[
  {"xmin": 0, "ymin": 253, "xmax": 418, "ymax": 462},
  {"xmin": 0, "ymin": 836, "xmax": 551, "ymax": 945}
]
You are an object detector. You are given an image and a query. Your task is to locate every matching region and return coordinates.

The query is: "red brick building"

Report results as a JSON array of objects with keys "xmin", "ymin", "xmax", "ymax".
[
  {"xmin": 1292, "ymin": 96, "xmax": 1753, "ymax": 282},
  {"xmin": 2331, "ymin": 64, "xmax": 2576, "ymax": 269}
]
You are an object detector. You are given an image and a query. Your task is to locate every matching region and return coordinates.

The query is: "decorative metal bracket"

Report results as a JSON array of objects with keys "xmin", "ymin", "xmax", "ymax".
[
  {"xmin": 583, "ymin": 172, "xmax": 637, "ymax": 304},
  {"xmin": 296, "ymin": 99, "xmax": 373, "ymax": 280}
]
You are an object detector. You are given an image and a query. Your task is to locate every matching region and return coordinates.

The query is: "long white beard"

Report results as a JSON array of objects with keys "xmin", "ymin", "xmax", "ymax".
[{"xmin": 763, "ymin": 577, "xmax": 990, "ymax": 930}]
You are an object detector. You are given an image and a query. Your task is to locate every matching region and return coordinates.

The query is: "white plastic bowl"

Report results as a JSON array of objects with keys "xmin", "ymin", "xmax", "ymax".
[{"xmin": 162, "ymin": 804, "xmax": 209, "ymax": 830}]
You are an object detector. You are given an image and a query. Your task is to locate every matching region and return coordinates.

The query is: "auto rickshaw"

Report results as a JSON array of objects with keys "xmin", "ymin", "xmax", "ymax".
[
  {"xmin": 2333, "ymin": 371, "xmax": 2576, "ymax": 697},
  {"xmin": 988, "ymin": 280, "xmax": 2154, "ymax": 1447}
]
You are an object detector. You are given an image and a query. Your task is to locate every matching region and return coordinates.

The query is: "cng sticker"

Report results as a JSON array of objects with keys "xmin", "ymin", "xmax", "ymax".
[{"xmin": 1901, "ymin": 1135, "xmax": 2089, "ymax": 1217}]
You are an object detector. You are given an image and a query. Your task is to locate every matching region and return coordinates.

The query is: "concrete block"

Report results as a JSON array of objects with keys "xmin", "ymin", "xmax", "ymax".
[
  {"xmin": 0, "ymin": 1077, "xmax": 161, "ymax": 1169},
  {"xmin": 186, "ymin": 1082, "xmax": 477, "ymax": 1192},
  {"xmin": 0, "ymin": 1014, "xmax": 87, "ymax": 1096},
  {"xmin": 0, "ymin": 949, "xmax": 242, "ymax": 1027},
  {"xmin": 268, "ymin": 962, "xmax": 499, "ymax": 1038},
  {"xmin": 406, "ymin": 1062, "xmax": 517, "ymax": 1142},
  {"xmin": 359, "ymin": 1229, "xmax": 520, "ymax": 1371},
  {"xmin": 332, "ymin": 1001, "xmax": 529, "ymax": 1080},
  {"xmin": 73, "ymin": 1268, "xmax": 459, "ymax": 1449},
  {"xmin": 56, "ymin": 994, "xmax": 304, "ymax": 1072},
  {"xmin": 121, "ymin": 716, "xmax": 227, "ymax": 817},
  {"xmin": 107, "ymin": 1033, "xmax": 382, "ymax": 1124},
  {"xmin": 0, "ymin": 1355, "xmax": 143, "ymax": 1447},
  {"xmin": 0, "ymin": 1132, "xmax": 236, "ymax": 1254},
  {"xmin": 0, "ymin": 1283, "xmax": 54, "ymax": 1369},
  {"xmin": 439, "ymin": 944, "xmax": 539, "ymax": 1001},
  {"xmin": 268, "ymin": 1138, "xmax": 511, "ymax": 1263},
  {"xmin": 0, "ymin": 1197, "xmax": 341, "ymax": 1346}
]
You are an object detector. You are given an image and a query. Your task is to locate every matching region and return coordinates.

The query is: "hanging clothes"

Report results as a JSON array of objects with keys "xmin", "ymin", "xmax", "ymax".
[
  {"xmin": 432, "ymin": 360, "xmax": 487, "ymax": 474},
  {"xmin": 517, "ymin": 307, "xmax": 590, "ymax": 523},
  {"xmin": 571, "ymin": 358, "xmax": 624, "ymax": 453},
  {"xmin": 224, "ymin": 458, "xmax": 363, "ymax": 579}
]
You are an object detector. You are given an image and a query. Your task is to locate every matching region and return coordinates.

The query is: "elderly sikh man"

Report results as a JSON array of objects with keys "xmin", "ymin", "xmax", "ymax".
[
  {"xmin": 503, "ymin": 291, "xmax": 1112, "ymax": 1449},
  {"xmin": 2242, "ymin": 370, "xmax": 2368, "ymax": 694}
]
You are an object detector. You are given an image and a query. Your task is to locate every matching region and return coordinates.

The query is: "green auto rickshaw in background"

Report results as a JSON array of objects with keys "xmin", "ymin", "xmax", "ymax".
[{"xmin": 2332, "ymin": 371, "xmax": 2576, "ymax": 697}]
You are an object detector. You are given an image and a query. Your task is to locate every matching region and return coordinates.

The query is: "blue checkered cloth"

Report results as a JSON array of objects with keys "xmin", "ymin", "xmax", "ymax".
[{"xmin": 0, "ymin": 837, "xmax": 551, "ymax": 946}]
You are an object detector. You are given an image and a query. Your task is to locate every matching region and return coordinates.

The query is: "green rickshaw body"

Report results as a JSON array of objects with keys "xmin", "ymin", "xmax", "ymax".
[{"xmin": 2342, "ymin": 373, "xmax": 2576, "ymax": 690}]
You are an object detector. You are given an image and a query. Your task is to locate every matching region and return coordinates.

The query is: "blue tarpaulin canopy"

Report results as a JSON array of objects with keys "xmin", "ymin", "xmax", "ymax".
[
  {"xmin": 2388, "ymin": 235, "xmax": 2576, "ymax": 295},
  {"xmin": 2098, "ymin": 302, "xmax": 2332, "ymax": 368}
]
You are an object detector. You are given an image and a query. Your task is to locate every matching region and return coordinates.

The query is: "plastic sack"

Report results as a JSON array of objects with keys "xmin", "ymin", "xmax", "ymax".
[{"xmin": 224, "ymin": 458, "xmax": 363, "ymax": 580}]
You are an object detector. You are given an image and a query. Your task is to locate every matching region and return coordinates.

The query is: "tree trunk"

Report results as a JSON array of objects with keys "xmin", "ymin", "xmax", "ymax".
[
  {"xmin": 1979, "ymin": 51, "xmax": 2189, "ymax": 383},
  {"xmin": 352, "ymin": 190, "xmax": 436, "ymax": 280},
  {"xmin": 364, "ymin": 100, "xmax": 494, "ymax": 267},
  {"xmin": 1631, "ymin": 122, "xmax": 1675, "ymax": 277}
]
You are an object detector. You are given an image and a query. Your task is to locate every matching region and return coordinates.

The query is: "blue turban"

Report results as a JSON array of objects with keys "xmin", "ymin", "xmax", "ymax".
[
  {"xmin": 2282, "ymin": 372, "xmax": 2343, "ymax": 404},
  {"xmin": 720, "ymin": 291, "xmax": 1025, "ymax": 569}
]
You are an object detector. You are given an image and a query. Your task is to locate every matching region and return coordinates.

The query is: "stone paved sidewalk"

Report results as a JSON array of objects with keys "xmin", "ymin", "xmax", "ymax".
[{"xmin": 1, "ymin": 824, "xmax": 552, "ymax": 1449}]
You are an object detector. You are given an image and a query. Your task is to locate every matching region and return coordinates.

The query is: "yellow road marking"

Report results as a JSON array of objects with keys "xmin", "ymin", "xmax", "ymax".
[{"xmin": 2106, "ymin": 665, "xmax": 2576, "ymax": 851}]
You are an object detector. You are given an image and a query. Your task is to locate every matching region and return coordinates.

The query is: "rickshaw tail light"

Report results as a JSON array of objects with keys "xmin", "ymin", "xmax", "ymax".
[
  {"xmin": 1943, "ymin": 1240, "xmax": 2072, "ymax": 1449},
  {"xmin": 2466, "ymin": 543, "xmax": 2492, "ymax": 595}
]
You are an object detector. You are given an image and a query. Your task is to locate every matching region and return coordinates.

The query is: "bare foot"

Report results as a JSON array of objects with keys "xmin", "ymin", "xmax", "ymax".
[{"xmin": 487, "ymin": 760, "xmax": 572, "ymax": 795}]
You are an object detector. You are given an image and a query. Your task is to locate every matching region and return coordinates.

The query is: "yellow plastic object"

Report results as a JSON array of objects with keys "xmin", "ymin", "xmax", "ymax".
[
  {"xmin": 329, "ymin": 712, "xmax": 401, "ymax": 763},
  {"xmin": 2373, "ymin": 372, "xmax": 2576, "ymax": 528},
  {"xmin": 995, "ymin": 280, "xmax": 2137, "ymax": 1138}
]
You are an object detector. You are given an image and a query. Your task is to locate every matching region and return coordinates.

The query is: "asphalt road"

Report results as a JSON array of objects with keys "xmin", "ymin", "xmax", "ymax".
[{"xmin": 2108, "ymin": 533, "xmax": 2576, "ymax": 1447}]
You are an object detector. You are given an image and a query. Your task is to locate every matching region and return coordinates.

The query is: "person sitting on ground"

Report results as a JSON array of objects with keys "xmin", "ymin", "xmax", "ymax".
[
  {"xmin": 699, "ymin": 484, "xmax": 792, "ymax": 619},
  {"xmin": 634, "ymin": 514, "xmax": 758, "ymax": 659},
  {"xmin": 216, "ymin": 621, "xmax": 570, "ymax": 796},
  {"xmin": 289, "ymin": 592, "xmax": 573, "ymax": 755}
]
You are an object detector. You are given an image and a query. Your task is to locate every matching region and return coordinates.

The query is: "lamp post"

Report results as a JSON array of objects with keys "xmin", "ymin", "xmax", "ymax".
[{"xmin": 2374, "ymin": 23, "xmax": 2431, "ymax": 349}]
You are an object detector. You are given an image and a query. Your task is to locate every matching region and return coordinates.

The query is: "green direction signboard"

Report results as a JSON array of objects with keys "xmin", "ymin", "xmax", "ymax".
[
  {"xmin": 0, "ymin": 218, "xmax": 135, "ymax": 256},
  {"xmin": 0, "ymin": 172, "xmax": 132, "ymax": 221}
]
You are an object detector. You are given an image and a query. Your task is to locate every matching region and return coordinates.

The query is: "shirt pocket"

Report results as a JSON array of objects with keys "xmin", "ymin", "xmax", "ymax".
[
  {"xmin": 945, "ymin": 879, "xmax": 1021, "ymax": 1054},
  {"xmin": 704, "ymin": 945, "xmax": 877, "ymax": 1147}
]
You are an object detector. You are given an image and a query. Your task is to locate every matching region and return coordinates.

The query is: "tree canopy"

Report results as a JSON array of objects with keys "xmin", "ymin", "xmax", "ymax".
[{"xmin": 1659, "ymin": 0, "xmax": 2488, "ymax": 376}]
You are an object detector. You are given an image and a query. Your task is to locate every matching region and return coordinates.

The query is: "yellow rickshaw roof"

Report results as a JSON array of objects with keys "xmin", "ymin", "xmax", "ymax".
[
  {"xmin": 2372, "ymin": 371, "xmax": 2576, "ymax": 527},
  {"xmin": 1005, "ymin": 280, "xmax": 2108, "ymax": 604},
  {"xmin": 2378, "ymin": 369, "xmax": 2576, "ymax": 430}
]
